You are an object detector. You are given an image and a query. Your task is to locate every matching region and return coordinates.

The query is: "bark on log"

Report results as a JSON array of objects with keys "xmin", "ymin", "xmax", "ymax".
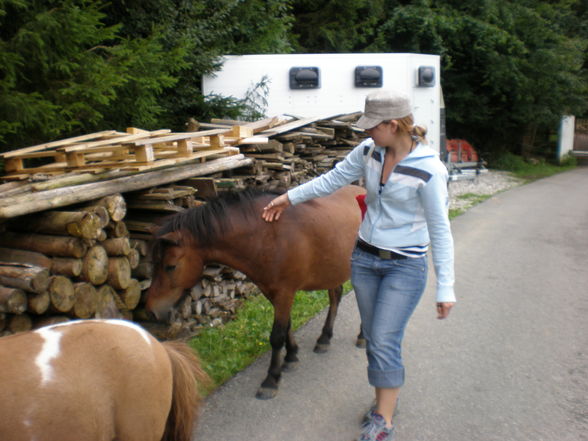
[
  {"xmin": 80, "ymin": 205, "xmax": 110, "ymax": 228},
  {"xmin": 0, "ymin": 155, "xmax": 252, "ymax": 218},
  {"xmin": 0, "ymin": 232, "xmax": 88, "ymax": 258},
  {"xmin": 51, "ymin": 258, "xmax": 83, "ymax": 277},
  {"xmin": 81, "ymin": 246, "xmax": 109, "ymax": 285},
  {"xmin": 0, "ymin": 247, "xmax": 52, "ymax": 268},
  {"xmin": 106, "ymin": 221, "xmax": 129, "ymax": 238},
  {"xmin": 28, "ymin": 291, "xmax": 50, "ymax": 315},
  {"xmin": 11, "ymin": 210, "xmax": 102, "ymax": 239},
  {"xmin": 8, "ymin": 313, "xmax": 32, "ymax": 333},
  {"xmin": 48, "ymin": 275, "xmax": 75, "ymax": 313},
  {"xmin": 118, "ymin": 279, "xmax": 141, "ymax": 310},
  {"xmin": 0, "ymin": 263, "xmax": 50, "ymax": 293},
  {"xmin": 89, "ymin": 194, "xmax": 126, "ymax": 222},
  {"xmin": 0, "ymin": 286, "xmax": 27, "ymax": 314},
  {"xmin": 101, "ymin": 237, "xmax": 131, "ymax": 256},
  {"xmin": 0, "ymin": 312, "xmax": 5, "ymax": 332},
  {"xmin": 72, "ymin": 282, "xmax": 97, "ymax": 319},
  {"xmin": 107, "ymin": 257, "xmax": 131, "ymax": 290},
  {"xmin": 127, "ymin": 248, "xmax": 140, "ymax": 269},
  {"xmin": 95, "ymin": 285, "xmax": 121, "ymax": 319},
  {"xmin": 129, "ymin": 239, "xmax": 148, "ymax": 257}
]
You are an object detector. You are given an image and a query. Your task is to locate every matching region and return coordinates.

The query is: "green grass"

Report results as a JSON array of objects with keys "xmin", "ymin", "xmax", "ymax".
[
  {"xmin": 491, "ymin": 152, "xmax": 577, "ymax": 181},
  {"xmin": 449, "ymin": 193, "xmax": 494, "ymax": 219},
  {"xmin": 189, "ymin": 281, "xmax": 352, "ymax": 392}
]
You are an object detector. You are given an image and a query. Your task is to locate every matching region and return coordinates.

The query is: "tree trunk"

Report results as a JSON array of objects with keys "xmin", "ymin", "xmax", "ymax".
[
  {"xmin": 11, "ymin": 210, "xmax": 102, "ymax": 239},
  {"xmin": 81, "ymin": 246, "xmax": 109, "ymax": 285},
  {"xmin": 0, "ymin": 286, "xmax": 27, "ymax": 314},
  {"xmin": 0, "ymin": 247, "xmax": 52, "ymax": 268},
  {"xmin": 107, "ymin": 258, "xmax": 131, "ymax": 290},
  {"xmin": 88, "ymin": 194, "xmax": 127, "ymax": 222},
  {"xmin": 101, "ymin": 237, "xmax": 131, "ymax": 256},
  {"xmin": 0, "ymin": 263, "xmax": 50, "ymax": 293},
  {"xmin": 95, "ymin": 285, "xmax": 121, "ymax": 319},
  {"xmin": 118, "ymin": 279, "xmax": 141, "ymax": 310},
  {"xmin": 8, "ymin": 313, "xmax": 32, "ymax": 333},
  {"xmin": 0, "ymin": 232, "xmax": 88, "ymax": 258},
  {"xmin": 50, "ymin": 258, "xmax": 83, "ymax": 277},
  {"xmin": 72, "ymin": 282, "xmax": 98, "ymax": 319},
  {"xmin": 127, "ymin": 248, "xmax": 140, "ymax": 269},
  {"xmin": 28, "ymin": 291, "xmax": 51, "ymax": 315},
  {"xmin": 48, "ymin": 275, "xmax": 75, "ymax": 313}
]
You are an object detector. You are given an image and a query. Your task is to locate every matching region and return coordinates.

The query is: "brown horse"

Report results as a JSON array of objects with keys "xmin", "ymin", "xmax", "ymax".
[
  {"xmin": 0, "ymin": 319, "xmax": 208, "ymax": 441},
  {"xmin": 146, "ymin": 185, "xmax": 365, "ymax": 399}
]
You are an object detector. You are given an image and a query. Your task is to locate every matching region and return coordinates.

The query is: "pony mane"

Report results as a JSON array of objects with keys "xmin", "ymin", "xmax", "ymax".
[{"xmin": 152, "ymin": 189, "xmax": 277, "ymax": 261}]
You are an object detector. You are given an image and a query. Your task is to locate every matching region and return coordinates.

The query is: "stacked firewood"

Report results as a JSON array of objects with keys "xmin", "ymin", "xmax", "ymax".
[
  {"xmin": 0, "ymin": 194, "xmax": 137, "ymax": 334},
  {"xmin": 0, "ymin": 113, "xmax": 365, "ymax": 336}
]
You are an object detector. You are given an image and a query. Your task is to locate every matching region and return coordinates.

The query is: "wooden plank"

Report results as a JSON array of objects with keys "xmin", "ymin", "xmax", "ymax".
[
  {"xmin": 259, "ymin": 116, "xmax": 328, "ymax": 137},
  {"xmin": 0, "ymin": 154, "xmax": 253, "ymax": 218},
  {"xmin": 132, "ymin": 129, "xmax": 230, "ymax": 146},
  {"xmin": 60, "ymin": 129, "xmax": 171, "ymax": 153},
  {"xmin": 0, "ymin": 131, "xmax": 118, "ymax": 159}
]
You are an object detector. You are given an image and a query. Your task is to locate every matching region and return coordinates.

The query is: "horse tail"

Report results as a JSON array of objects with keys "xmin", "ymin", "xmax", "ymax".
[{"xmin": 161, "ymin": 341, "xmax": 209, "ymax": 441}]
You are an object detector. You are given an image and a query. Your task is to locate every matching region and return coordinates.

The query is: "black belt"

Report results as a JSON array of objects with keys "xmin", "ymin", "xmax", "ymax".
[{"xmin": 356, "ymin": 239, "xmax": 407, "ymax": 260}]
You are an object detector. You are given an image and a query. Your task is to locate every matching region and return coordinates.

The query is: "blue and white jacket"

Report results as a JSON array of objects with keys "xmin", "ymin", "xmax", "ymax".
[{"xmin": 288, "ymin": 138, "xmax": 455, "ymax": 303}]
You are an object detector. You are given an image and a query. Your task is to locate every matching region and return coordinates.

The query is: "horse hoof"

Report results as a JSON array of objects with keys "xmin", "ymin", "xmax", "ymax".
[
  {"xmin": 355, "ymin": 338, "xmax": 366, "ymax": 349},
  {"xmin": 313, "ymin": 343, "xmax": 330, "ymax": 354},
  {"xmin": 256, "ymin": 387, "xmax": 278, "ymax": 400},
  {"xmin": 282, "ymin": 360, "xmax": 299, "ymax": 372}
]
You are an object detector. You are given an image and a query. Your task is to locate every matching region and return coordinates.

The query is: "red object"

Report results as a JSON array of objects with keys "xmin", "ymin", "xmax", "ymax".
[
  {"xmin": 446, "ymin": 139, "xmax": 479, "ymax": 162},
  {"xmin": 356, "ymin": 194, "xmax": 367, "ymax": 220}
]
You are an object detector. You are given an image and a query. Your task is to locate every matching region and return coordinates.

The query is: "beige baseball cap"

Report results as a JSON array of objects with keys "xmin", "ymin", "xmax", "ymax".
[{"xmin": 355, "ymin": 90, "xmax": 412, "ymax": 130}]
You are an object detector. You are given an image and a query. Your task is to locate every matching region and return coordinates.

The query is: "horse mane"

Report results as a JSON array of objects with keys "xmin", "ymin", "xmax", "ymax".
[{"xmin": 152, "ymin": 189, "xmax": 278, "ymax": 260}]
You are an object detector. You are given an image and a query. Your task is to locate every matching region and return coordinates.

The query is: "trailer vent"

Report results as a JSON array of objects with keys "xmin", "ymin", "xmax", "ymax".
[
  {"xmin": 417, "ymin": 66, "xmax": 435, "ymax": 87},
  {"xmin": 289, "ymin": 67, "xmax": 320, "ymax": 89},
  {"xmin": 355, "ymin": 66, "xmax": 383, "ymax": 88}
]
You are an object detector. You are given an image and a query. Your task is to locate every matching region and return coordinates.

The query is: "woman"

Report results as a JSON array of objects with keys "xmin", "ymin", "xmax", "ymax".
[{"xmin": 262, "ymin": 89, "xmax": 455, "ymax": 441}]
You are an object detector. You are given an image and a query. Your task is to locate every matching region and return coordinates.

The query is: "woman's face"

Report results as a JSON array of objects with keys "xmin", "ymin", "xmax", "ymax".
[{"xmin": 365, "ymin": 120, "xmax": 397, "ymax": 147}]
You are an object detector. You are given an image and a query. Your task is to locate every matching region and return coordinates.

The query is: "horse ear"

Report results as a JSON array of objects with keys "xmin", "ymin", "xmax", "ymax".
[{"xmin": 159, "ymin": 232, "xmax": 181, "ymax": 247}]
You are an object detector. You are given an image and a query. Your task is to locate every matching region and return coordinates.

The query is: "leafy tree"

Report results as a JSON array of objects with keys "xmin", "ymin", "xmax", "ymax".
[
  {"xmin": 360, "ymin": 0, "xmax": 588, "ymax": 158},
  {"xmin": 0, "ymin": 0, "xmax": 187, "ymax": 151},
  {"xmin": 290, "ymin": 0, "xmax": 386, "ymax": 52}
]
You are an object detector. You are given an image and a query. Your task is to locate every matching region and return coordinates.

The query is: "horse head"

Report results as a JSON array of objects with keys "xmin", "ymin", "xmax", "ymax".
[{"xmin": 146, "ymin": 229, "xmax": 204, "ymax": 321}]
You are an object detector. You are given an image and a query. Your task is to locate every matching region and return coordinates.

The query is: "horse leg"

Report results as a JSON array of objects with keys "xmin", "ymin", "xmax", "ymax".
[
  {"xmin": 256, "ymin": 290, "xmax": 297, "ymax": 400},
  {"xmin": 282, "ymin": 319, "xmax": 299, "ymax": 372},
  {"xmin": 314, "ymin": 285, "xmax": 343, "ymax": 353}
]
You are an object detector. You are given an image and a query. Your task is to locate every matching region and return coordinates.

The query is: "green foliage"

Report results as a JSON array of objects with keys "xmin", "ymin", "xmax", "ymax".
[
  {"xmin": 361, "ymin": 0, "xmax": 588, "ymax": 158},
  {"xmin": 290, "ymin": 0, "xmax": 386, "ymax": 52},
  {"xmin": 490, "ymin": 151, "xmax": 577, "ymax": 180}
]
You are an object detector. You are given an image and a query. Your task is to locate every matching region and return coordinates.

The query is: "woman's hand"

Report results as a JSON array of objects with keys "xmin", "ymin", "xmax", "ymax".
[
  {"xmin": 436, "ymin": 302, "xmax": 455, "ymax": 319},
  {"xmin": 262, "ymin": 193, "xmax": 291, "ymax": 222}
]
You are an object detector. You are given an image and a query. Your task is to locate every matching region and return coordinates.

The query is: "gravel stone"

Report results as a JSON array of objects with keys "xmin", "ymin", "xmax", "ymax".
[{"xmin": 448, "ymin": 170, "xmax": 523, "ymax": 212}]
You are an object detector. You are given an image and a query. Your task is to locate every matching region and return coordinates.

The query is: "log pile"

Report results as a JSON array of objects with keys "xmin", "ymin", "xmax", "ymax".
[{"xmin": 0, "ymin": 113, "xmax": 365, "ymax": 337}]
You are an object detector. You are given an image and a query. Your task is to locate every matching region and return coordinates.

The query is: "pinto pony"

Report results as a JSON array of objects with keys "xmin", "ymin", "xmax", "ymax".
[
  {"xmin": 146, "ymin": 185, "xmax": 365, "ymax": 399},
  {"xmin": 0, "ymin": 319, "xmax": 208, "ymax": 441}
]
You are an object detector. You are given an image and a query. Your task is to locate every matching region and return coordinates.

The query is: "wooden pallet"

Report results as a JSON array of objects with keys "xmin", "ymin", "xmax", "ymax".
[{"xmin": 0, "ymin": 125, "xmax": 263, "ymax": 179}]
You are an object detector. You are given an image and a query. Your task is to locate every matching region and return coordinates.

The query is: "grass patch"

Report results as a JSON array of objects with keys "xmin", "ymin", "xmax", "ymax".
[
  {"xmin": 189, "ymin": 281, "xmax": 352, "ymax": 392},
  {"xmin": 491, "ymin": 152, "xmax": 577, "ymax": 181},
  {"xmin": 449, "ymin": 193, "xmax": 493, "ymax": 219}
]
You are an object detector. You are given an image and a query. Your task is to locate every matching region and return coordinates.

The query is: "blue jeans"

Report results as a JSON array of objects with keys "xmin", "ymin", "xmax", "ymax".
[{"xmin": 351, "ymin": 247, "xmax": 428, "ymax": 388}]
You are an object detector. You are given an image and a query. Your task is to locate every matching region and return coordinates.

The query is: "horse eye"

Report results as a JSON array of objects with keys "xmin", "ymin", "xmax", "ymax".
[{"xmin": 164, "ymin": 265, "xmax": 176, "ymax": 273}]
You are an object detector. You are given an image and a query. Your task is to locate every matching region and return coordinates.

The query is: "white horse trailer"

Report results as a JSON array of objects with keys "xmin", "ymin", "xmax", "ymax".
[{"xmin": 202, "ymin": 53, "xmax": 444, "ymax": 153}]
